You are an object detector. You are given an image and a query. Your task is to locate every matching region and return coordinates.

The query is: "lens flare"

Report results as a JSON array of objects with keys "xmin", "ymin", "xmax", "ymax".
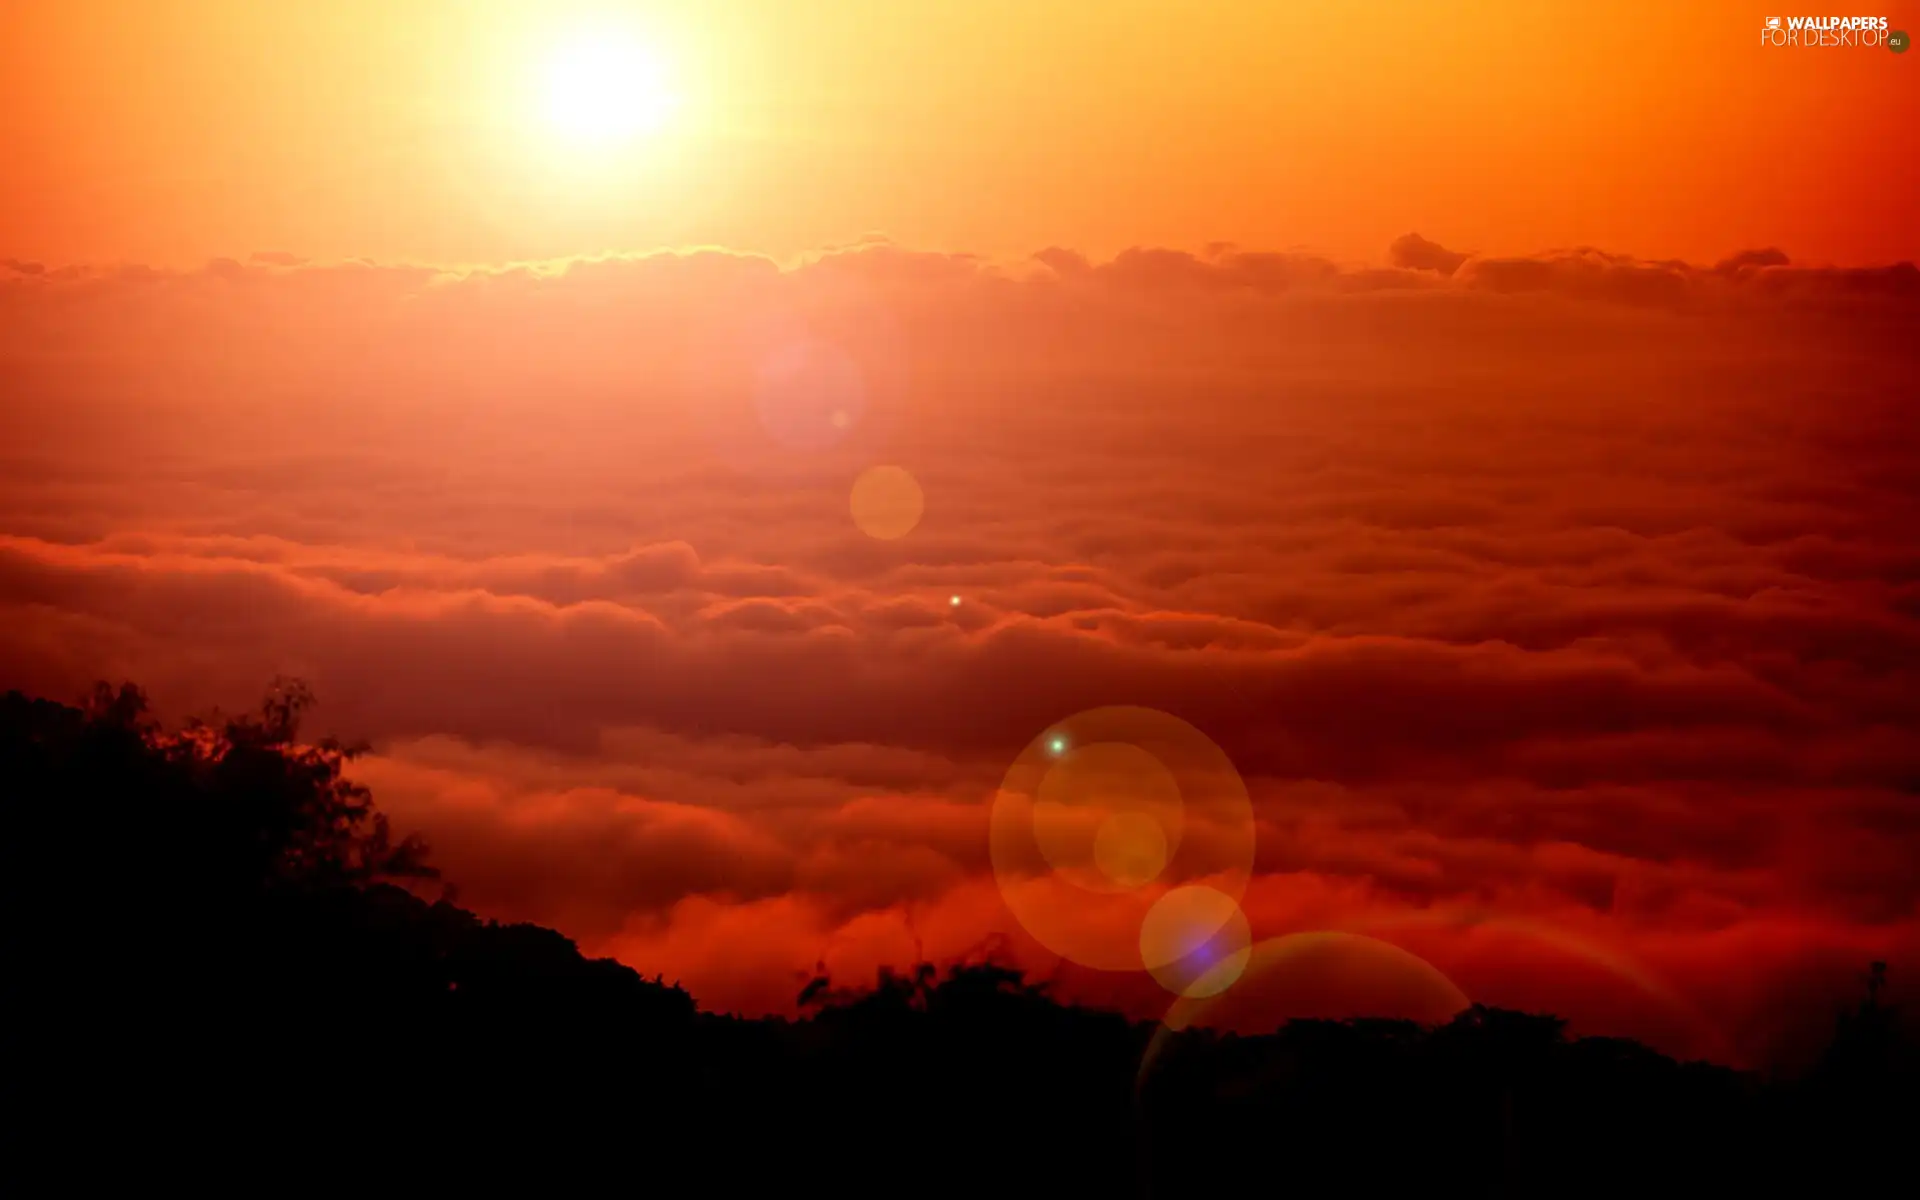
[
  {"xmin": 754, "ymin": 338, "xmax": 866, "ymax": 451},
  {"xmin": 1029, "ymin": 740, "xmax": 1185, "ymax": 894},
  {"xmin": 1094, "ymin": 812, "xmax": 1170, "ymax": 887},
  {"xmin": 1140, "ymin": 886, "xmax": 1252, "ymax": 998},
  {"xmin": 1342, "ymin": 910, "xmax": 1729, "ymax": 1063},
  {"xmin": 989, "ymin": 707, "xmax": 1256, "ymax": 974},
  {"xmin": 1159, "ymin": 931, "xmax": 1469, "ymax": 1037},
  {"xmin": 849, "ymin": 465, "xmax": 925, "ymax": 539},
  {"xmin": 1135, "ymin": 934, "xmax": 1472, "ymax": 1200}
]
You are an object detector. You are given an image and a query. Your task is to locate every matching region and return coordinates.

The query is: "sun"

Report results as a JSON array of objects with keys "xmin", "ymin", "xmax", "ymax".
[{"xmin": 540, "ymin": 31, "xmax": 678, "ymax": 146}]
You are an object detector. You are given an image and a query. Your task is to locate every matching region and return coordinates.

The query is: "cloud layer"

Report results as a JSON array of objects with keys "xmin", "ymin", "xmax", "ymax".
[{"xmin": 3, "ymin": 236, "xmax": 1916, "ymax": 1066}]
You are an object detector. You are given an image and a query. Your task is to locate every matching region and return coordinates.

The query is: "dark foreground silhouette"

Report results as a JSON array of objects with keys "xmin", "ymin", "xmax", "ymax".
[{"xmin": 5, "ymin": 682, "xmax": 1914, "ymax": 1196}]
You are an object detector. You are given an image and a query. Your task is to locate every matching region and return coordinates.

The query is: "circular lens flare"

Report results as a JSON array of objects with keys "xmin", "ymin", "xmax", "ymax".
[
  {"xmin": 1094, "ymin": 812, "xmax": 1170, "ymax": 887},
  {"xmin": 849, "ymin": 466, "xmax": 925, "ymax": 540},
  {"xmin": 989, "ymin": 708, "xmax": 1257, "ymax": 973},
  {"xmin": 1134, "ymin": 933, "xmax": 1473, "ymax": 1197},
  {"xmin": 1030, "ymin": 742, "xmax": 1185, "ymax": 895},
  {"xmin": 1161, "ymin": 932, "xmax": 1470, "ymax": 1037},
  {"xmin": 1141, "ymin": 886, "xmax": 1252, "ymax": 997},
  {"xmin": 755, "ymin": 338, "xmax": 866, "ymax": 451}
]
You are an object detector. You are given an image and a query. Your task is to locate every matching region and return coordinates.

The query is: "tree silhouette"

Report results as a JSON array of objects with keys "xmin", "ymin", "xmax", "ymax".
[
  {"xmin": 170, "ymin": 675, "xmax": 434, "ymax": 888},
  {"xmin": 3, "ymin": 678, "xmax": 1914, "ymax": 1196}
]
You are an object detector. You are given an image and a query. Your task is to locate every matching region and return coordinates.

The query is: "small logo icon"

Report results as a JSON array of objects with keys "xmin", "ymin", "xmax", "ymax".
[
  {"xmin": 1891, "ymin": 29, "xmax": 1911, "ymax": 52},
  {"xmin": 1765, "ymin": 17, "xmax": 1781, "ymax": 29}
]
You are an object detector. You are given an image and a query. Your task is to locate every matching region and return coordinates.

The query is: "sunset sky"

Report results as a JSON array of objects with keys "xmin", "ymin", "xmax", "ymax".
[
  {"xmin": 2, "ymin": 0, "xmax": 1917, "ymax": 1070},
  {"xmin": 5, "ymin": 0, "xmax": 1918, "ymax": 267}
]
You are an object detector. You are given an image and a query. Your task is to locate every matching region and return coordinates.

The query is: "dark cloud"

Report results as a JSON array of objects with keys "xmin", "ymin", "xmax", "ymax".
[
  {"xmin": 1388, "ymin": 232, "xmax": 1469, "ymax": 276},
  {"xmin": 1715, "ymin": 247, "xmax": 1792, "ymax": 274},
  {"xmin": 1452, "ymin": 249, "xmax": 1693, "ymax": 309}
]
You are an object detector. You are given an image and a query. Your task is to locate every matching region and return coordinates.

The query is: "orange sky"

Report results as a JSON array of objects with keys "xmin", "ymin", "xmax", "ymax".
[
  {"xmin": 3, "ymin": 0, "xmax": 1918, "ymax": 1071},
  {"xmin": 3, "ymin": 0, "xmax": 1916, "ymax": 268}
]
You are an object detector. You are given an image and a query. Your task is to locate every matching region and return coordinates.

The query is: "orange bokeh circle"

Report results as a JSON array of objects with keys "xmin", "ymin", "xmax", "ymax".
[{"xmin": 989, "ymin": 707, "xmax": 1257, "ymax": 974}]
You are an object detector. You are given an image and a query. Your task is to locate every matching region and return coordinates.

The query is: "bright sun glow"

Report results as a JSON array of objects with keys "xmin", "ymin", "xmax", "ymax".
[{"xmin": 541, "ymin": 32, "xmax": 678, "ymax": 146}]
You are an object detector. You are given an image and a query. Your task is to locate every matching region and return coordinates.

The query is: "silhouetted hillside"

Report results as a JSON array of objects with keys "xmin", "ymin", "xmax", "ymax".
[{"xmin": 4, "ymin": 682, "xmax": 1914, "ymax": 1196}]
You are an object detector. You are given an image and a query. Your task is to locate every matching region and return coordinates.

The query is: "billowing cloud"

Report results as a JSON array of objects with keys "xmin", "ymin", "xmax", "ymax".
[
  {"xmin": 1388, "ymin": 232, "xmax": 1470, "ymax": 277},
  {"xmin": 2, "ymin": 237, "xmax": 1915, "ymax": 1068}
]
